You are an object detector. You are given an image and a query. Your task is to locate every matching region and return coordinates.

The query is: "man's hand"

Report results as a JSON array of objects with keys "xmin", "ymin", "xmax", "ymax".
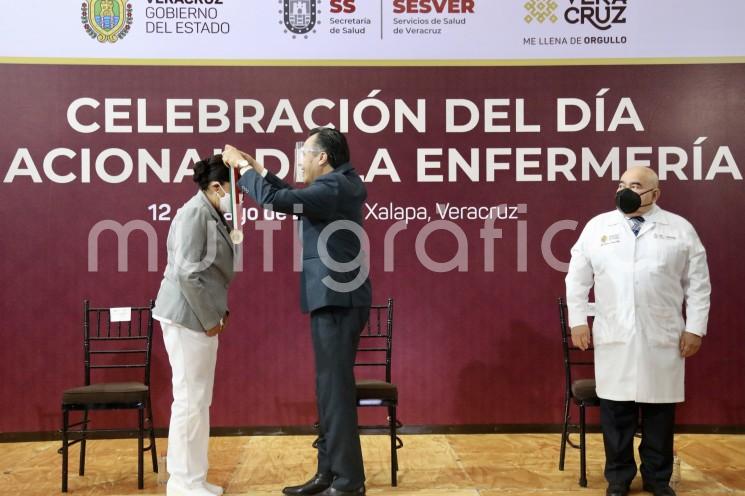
[
  {"xmin": 222, "ymin": 145, "xmax": 264, "ymax": 175},
  {"xmin": 680, "ymin": 331, "xmax": 702, "ymax": 358},
  {"xmin": 571, "ymin": 324, "xmax": 591, "ymax": 351},
  {"xmin": 221, "ymin": 144, "xmax": 246, "ymax": 168}
]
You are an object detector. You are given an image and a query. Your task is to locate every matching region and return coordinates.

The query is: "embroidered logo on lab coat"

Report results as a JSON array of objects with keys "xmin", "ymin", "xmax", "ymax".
[
  {"xmin": 654, "ymin": 233, "xmax": 678, "ymax": 240},
  {"xmin": 601, "ymin": 234, "xmax": 621, "ymax": 246}
]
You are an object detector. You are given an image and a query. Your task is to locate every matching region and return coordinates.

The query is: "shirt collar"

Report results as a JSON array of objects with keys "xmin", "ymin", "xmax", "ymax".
[
  {"xmin": 636, "ymin": 204, "xmax": 666, "ymax": 224},
  {"xmin": 608, "ymin": 203, "xmax": 666, "ymax": 226}
]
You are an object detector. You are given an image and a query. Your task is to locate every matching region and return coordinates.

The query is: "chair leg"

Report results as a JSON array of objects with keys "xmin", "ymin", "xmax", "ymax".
[
  {"xmin": 388, "ymin": 406, "xmax": 398, "ymax": 487},
  {"xmin": 579, "ymin": 404, "xmax": 587, "ymax": 488},
  {"xmin": 559, "ymin": 393, "xmax": 570, "ymax": 471},
  {"xmin": 147, "ymin": 396, "xmax": 158, "ymax": 473},
  {"xmin": 138, "ymin": 406, "xmax": 145, "ymax": 489},
  {"xmin": 79, "ymin": 408, "xmax": 89, "ymax": 476},
  {"xmin": 61, "ymin": 408, "xmax": 69, "ymax": 493}
]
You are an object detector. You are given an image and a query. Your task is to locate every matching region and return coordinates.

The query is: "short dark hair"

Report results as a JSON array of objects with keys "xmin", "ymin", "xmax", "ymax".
[
  {"xmin": 309, "ymin": 127, "xmax": 350, "ymax": 168},
  {"xmin": 192, "ymin": 154, "xmax": 230, "ymax": 190}
]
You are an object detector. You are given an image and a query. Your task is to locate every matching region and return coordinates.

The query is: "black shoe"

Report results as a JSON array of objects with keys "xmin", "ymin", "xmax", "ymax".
[
  {"xmin": 606, "ymin": 483, "xmax": 630, "ymax": 496},
  {"xmin": 282, "ymin": 474, "xmax": 333, "ymax": 495},
  {"xmin": 316, "ymin": 485, "xmax": 366, "ymax": 496},
  {"xmin": 642, "ymin": 483, "xmax": 676, "ymax": 496}
]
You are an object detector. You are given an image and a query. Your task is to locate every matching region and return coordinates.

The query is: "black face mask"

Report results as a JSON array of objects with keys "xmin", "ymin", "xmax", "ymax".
[{"xmin": 615, "ymin": 188, "xmax": 654, "ymax": 214}]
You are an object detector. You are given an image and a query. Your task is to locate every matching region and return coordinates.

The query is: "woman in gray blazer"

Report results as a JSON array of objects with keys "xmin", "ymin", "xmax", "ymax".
[{"xmin": 153, "ymin": 155, "xmax": 235, "ymax": 496}]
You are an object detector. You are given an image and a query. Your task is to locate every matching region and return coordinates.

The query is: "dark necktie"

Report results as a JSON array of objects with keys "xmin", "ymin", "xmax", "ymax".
[{"xmin": 630, "ymin": 216, "xmax": 645, "ymax": 237}]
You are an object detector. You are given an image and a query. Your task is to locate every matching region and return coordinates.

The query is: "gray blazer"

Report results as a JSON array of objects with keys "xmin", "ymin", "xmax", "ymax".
[
  {"xmin": 153, "ymin": 191, "xmax": 235, "ymax": 332},
  {"xmin": 238, "ymin": 163, "xmax": 372, "ymax": 313}
]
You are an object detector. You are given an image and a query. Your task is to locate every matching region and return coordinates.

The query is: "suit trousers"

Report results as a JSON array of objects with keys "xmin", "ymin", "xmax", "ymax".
[
  {"xmin": 600, "ymin": 399, "xmax": 675, "ymax": 488},
  {"xmin": 311, "ymin": 306, "xmax": 370, "ymax": 491},
  {"xmin": 161, "ymin": 322, "xmax": 219, "ymax": 489}
]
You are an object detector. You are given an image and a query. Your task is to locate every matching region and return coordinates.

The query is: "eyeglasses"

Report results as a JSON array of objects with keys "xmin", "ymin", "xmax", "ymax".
[{"xmin": 300, "ymin": 147, "xmax": 323, "ymax": 155}]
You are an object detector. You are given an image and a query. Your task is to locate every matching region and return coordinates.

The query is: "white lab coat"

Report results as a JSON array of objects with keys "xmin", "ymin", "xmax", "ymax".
[{"xmin": 565, "ymin": 205, "xmax": 710, "ymax": 403}]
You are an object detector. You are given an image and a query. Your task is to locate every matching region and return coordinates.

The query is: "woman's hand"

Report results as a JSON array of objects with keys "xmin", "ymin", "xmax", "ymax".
[{"xmin": 205, "ymin": 322, "xmax": 223, "ymax": 337}]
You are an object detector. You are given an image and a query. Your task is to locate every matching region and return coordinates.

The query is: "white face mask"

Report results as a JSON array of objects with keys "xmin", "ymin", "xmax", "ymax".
[{"xmin": 216, "ymin": 185, "xmax": 232, "ymax": 214}]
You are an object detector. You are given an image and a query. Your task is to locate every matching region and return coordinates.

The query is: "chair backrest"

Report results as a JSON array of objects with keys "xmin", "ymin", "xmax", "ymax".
[
  {"xmin": 83, "ymin": 300, "xmax": 155, "ymax": 387},
  {"xmin": 558, "ymin": 297, "xmax": 594, "ymax": 396},
  {"xmin": 355, "ymin": 298, "xmax": 394, "ymax": 383}
]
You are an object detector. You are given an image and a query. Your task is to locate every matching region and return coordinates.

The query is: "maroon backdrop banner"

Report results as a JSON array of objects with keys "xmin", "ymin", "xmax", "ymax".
[{"xmin": 1, "ymin": 63, "xmax": 743, "ymax": 433}]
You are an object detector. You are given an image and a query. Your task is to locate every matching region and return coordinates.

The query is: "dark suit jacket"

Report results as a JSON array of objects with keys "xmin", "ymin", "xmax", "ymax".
[{"xmin": 238, "ymin": 163, "xmax": 372, "ymax": 313}]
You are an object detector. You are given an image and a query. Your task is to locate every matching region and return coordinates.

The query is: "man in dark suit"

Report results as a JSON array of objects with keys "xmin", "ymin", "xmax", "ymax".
[{"xmin": 223, "ymin": 128, "xmax": 372, "ymax": 496}]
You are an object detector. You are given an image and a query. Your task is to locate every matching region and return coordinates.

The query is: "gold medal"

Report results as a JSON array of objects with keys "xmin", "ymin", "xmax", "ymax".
[{"xmin": 229, "ymin": 230, "xmax": 244, "ymax": 245}]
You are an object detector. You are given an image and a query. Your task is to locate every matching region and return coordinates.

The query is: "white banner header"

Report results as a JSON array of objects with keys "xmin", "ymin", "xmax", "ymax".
[{"xmin": 0, "ymin": 0, "xmax": 744, "ymax": 63}]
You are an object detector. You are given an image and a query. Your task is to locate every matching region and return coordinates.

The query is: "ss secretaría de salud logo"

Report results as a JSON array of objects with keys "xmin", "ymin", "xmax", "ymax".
[
  {"xmin": 279, "ymin": 0, "xmax": 319, "ymax": 39},
  {"xmin": 81, "ymin": 0, "xmax": 133, "ymax": 43}
]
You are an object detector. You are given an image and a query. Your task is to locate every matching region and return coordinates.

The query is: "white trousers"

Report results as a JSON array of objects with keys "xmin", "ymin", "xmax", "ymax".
[{"xmin": 161, "ymin": 322, "xmax": 218, "ymax": 488}]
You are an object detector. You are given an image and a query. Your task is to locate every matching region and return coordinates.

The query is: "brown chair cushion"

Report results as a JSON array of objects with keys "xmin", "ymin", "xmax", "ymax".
[
  {"xmin": 571, "ymin": 378, "xmax": 598, "ymax": 403},
  {"xmin": 62, "ymin": 382, "xmax": 149, "ymax": 405},
  {"xmin": 356, "ymin": 379, "xmax": 398, "ymax": 402}
]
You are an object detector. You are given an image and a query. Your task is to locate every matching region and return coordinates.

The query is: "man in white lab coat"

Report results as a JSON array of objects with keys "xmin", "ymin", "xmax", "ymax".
[{"xmin": 565, "ymin": 166, "xmax": 711, "ymax": 496}]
